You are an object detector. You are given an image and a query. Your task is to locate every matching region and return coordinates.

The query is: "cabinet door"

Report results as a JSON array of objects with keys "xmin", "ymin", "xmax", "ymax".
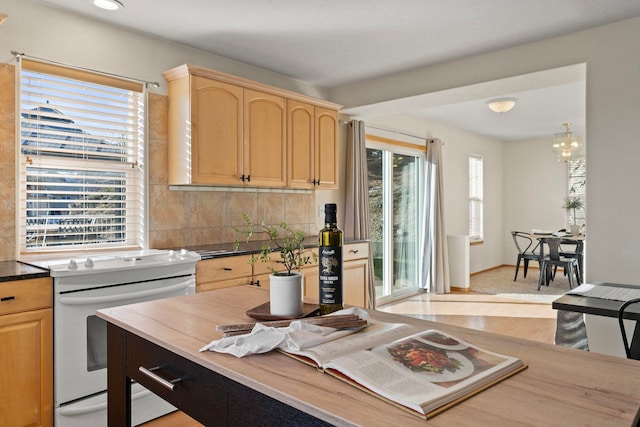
[
  {"xmin": 315, "ymin": 107, "xmax": 338, "ymax": 189},
  {"xmin": 244, "ymin": 89, "xmax": 286, "ymax": 187},
  {"xmin": 344, "ymin": 258, "xmax": 368, "ymax": 308},
  {"xmin": 192, "ymin": 76, "xmax": 243, "ymax": 185},
  {"xmin": 196, "ymin": 255, "xmax": 253, "ymax": 292},
  {"xmin": 287, "ymin": 100, "xmax": 315, "ymax": 189},
  {"xmin": 301, "ymin": 266, "xmax": 319, "ymax": 302},
  {"xmin": 0, "ymin": 308, "xmax": 53, "ymax": 427}
]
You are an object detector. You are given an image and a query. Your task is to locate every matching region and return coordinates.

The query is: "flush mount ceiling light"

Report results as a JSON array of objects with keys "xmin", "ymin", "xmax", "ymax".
[
  {"xmin": 552, "ymin": 122, "xmax": 583, "ymax": 162},
  {"xmin": 93, "ymin": 0, "xmax": 124, "ymax": 11},
  {"xmin": 487, "ymin": 97, "xmax": 517, "ymax": 113}
]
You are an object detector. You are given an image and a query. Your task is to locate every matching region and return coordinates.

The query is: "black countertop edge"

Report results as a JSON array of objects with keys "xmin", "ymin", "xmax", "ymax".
[
  {"xmin": 177, "ymin": 238, "xmax": 370, "ymax": 260},
  {"xmin": 0, "ymin": 261, "xmax": 50, "ymax": 282}
]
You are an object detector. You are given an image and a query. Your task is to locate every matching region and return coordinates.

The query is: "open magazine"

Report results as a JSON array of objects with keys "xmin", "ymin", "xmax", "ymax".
[{"xmin": 281, "ymin": 320, "xmax": 527, "ymax": 419}]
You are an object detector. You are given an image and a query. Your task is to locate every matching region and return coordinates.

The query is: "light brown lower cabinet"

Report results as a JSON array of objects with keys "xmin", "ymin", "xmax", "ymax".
[
  {"xmin": 0, "ymin": 277, "xmax": 53, "ymax": 427},
  {"xmin": 196, "ymin": 255, "xmax": 253, "ymax": 292},
  {"xmin": 306, "ymin": 242, "xmax": 370, "ymax": 308},
  {"xmin": 195, "ymin": 243, "xmax": 370, "ymax": 308}
]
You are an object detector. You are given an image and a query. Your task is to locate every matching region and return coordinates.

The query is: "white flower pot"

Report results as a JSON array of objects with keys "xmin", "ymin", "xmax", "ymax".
[
  {"xmin": 269, "ymin": 272, "xmax": 303, "ymax": 317},
  {"xmin": 570, "ymin": 225, "xmax": 580, "ymax": 236}
]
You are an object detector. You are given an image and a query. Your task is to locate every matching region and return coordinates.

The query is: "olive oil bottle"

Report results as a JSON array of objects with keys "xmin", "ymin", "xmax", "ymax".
[{"xmin": 319, "ymin": 203, "xmax": 343, "ymax": 314}]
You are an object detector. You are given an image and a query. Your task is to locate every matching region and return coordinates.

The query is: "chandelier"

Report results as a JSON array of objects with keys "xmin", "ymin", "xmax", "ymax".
[{"xmin": 552, "ymin": 123, "xmax": 583, "ymax": 162}]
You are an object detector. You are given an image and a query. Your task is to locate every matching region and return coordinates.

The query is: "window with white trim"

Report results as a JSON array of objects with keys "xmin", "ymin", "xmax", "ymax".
[
  {"xmin": 469, "ymin": 154, "xmax": 484, "ymax": 241},
  {"xmin": 567, "ymin": 157, "xmax": 586, "ymax": 230},
  {"xmin": 18, "ymin": 59, "xmax": 146, "ymax": 253}
]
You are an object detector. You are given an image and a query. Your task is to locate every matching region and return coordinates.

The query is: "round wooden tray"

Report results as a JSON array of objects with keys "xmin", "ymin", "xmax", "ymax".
[{"xmin": 246, "ymin": 302, "xmax": 320, "ymax": 321}]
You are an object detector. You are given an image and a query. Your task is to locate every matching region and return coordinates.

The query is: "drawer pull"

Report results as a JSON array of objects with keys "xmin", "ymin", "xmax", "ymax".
[
  {"xmin": 1, "ymin": 296, "xmax": 15, "ymax": 302},
  {"xmin": 349, "ymin": 249, "xmax": 359, "ymax": 254},
  {"xmin": 223, "ymin": 267, "xmax": 233, "ymax": 271},
  {"xmin": 139, "ymin": 366, "xmax": 182, "ymax": 391}
]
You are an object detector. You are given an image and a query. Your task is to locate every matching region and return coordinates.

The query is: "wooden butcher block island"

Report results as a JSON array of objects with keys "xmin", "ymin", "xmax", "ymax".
[{"xmin": 98, "ymin": 286, "xmax": 640, "ymax": 427}]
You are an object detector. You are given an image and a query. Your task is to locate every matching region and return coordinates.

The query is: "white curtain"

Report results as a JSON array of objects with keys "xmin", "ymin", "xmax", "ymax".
[
  {"xmin": 344, "ymin": 120, "xmax": 376, "ymax": 309},
  {"xmin": 420, "ymin": 138, "xmax": 450, "ymax": 293}
]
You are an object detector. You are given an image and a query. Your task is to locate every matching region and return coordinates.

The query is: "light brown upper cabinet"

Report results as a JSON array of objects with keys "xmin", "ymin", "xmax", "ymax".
[
  {"xmin": 288, "ymin": 101, "xmax": 338, "ymax": 189},
  {"xmin": 315, "ymin": 107, "xmax": 339, "ymax": 189},
  {"xmin": 244, "ymin": 89, "xmax": 286, "ymax": 187},
  {"xmin": 164, "ymin": 64, "xmax": 341, "ymax": 189}
]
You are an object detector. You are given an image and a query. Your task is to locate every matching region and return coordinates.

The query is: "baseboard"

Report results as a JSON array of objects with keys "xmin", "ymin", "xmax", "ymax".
[
  {"xmin": 451, "ymin": 286, "xmax": 471, "ymax": 293},
  {"xmin": 470, "ymin": 264, "xmax": 567, "ymax": 277},
  {"xmin": 470, "ymin": 264, "xmax": 514, "ymax": 276}
]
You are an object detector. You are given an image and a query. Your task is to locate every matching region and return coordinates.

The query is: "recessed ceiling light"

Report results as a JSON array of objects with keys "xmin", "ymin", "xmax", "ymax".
[{"xmin": 93, "ymin": 0, "xmax": 124, "ymax": 11}]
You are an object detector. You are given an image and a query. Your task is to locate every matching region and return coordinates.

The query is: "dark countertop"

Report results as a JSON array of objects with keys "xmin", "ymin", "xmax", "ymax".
[
  {"xmin": 180, "ymin": 237, "xmax": 369, "ymax": 260},
  {"xmin": 0, "ymin": 261, "xmax": 50, "ymax": 282}
]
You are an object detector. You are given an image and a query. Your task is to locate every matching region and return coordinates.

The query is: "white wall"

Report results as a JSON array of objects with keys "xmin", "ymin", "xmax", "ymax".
[
  {"xmin": 502, "ymin": 138, "xmax": 567, "ymax": 265},
  {"xmin": 332, "ymin": 17, "xmax": 640, "ymax": 286}
]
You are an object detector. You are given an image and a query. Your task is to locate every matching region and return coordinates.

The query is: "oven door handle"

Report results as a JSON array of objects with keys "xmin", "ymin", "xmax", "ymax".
[
  {"xmin": 57, "ymin": 387, "xmax": 152, "ymax": 416},
  {"xmin": 59, "ymin": 281, "xmax": 193, "ymax": 305}
]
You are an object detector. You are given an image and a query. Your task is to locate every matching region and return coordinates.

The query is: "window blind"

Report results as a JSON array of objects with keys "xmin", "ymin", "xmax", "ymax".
[
  {"xmin": 469, "ymin": 154, "xmax": 484, "ymax": 241},
  {"xmin": 18, "ymin": 60, "xmax": 145, "ymax": 252}
]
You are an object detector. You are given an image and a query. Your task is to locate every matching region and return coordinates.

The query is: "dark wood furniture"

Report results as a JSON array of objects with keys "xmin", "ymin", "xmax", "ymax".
[
  {"xmin": 553, "ymin": 282, "xmax": 640, "ymax": 360},
  {"xmin": 99, "ymin": 286, "xmax": 640, "ymax": 427}
]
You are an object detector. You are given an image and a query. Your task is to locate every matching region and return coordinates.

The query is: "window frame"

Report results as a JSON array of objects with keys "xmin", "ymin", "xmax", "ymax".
[
  {"xmin": 468, "ymin": 153, "xmax": 484, "ymax": 242},
  {"xmin": 365, "ymin": 134, "xmax": 425, "ymax": 305},
  {"xmin": 567, "ymin": 157, "xmax": 586, "ymax": 230},
  {"xmin": 17, "ymin": 59, "xmax": 148, "ymax": 254}
]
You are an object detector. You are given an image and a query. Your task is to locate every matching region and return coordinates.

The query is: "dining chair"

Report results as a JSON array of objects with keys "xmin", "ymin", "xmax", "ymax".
[
  {"xmin": 617, "ymin": 298, "xmax": 640, "ymax": 360},
  {"xmin": 511, "ymin": 231, "xmax": 541, "ymax": 281},
  {"xmin": 537, "ymin": 237, "xmax": 581, "ymax": 290},
  {"xmin": 559, "ymin": 238, "xmax": 584, "ymax": 277}
]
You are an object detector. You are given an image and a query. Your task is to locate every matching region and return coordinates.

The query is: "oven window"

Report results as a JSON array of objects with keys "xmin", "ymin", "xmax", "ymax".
[{"xmin": 87, "ymin": 315, "xmax": 107, "ymax": 372}]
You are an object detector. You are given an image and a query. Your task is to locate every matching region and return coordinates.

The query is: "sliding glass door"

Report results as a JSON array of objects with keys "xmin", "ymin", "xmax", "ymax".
[{"xmin": 367, "ymin": 141, "xmax": 424, "ymax": 303}]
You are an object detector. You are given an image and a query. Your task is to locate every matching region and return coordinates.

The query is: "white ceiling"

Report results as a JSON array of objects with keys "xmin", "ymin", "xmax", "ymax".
[{"xmin": 33, "ymin": 0, "xmax": 640, "ymax": 141}]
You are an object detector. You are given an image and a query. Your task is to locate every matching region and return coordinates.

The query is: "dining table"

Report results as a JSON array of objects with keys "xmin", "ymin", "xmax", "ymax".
[
  {"xmin": 97, "ymin": 285, "xmax": 640, "ymax": 427},
  {"xmin": 531, "ymin": 232, "xmax": 585, "ymax": 285}
]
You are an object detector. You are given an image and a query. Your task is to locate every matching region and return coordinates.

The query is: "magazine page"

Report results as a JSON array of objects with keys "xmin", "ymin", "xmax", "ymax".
[
  {"xmin": 284, "ymin": 320, "xmax": 417, "ymax": 367},
  {"xmin": 323, "ymin": 329, "xmax": 524, "ymax": 415}
]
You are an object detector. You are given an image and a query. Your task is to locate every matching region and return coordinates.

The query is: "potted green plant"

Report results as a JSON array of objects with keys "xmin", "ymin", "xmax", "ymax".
[
  {"xmin": 563, "ymin": 197, "xmax": 584, "ymax": 235},
  {"xmin": 234, "ymin": 213, "xmax": 316, "ymax": 316}
]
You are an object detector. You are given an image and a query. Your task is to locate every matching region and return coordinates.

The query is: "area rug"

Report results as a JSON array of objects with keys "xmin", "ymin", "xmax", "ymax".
[{"xmin": 470, "ymin": 266, "xmax": 570, "ymax": 303}]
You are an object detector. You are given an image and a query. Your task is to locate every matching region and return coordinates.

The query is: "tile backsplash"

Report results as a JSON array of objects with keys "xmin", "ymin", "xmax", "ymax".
[{"xmin": 0, "ymin": 64, "xmax": 16, "ymax": 261}]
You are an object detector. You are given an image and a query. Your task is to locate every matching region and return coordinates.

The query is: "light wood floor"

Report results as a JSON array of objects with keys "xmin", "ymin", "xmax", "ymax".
[
  {"xmin": 378, "ymin": 291, "xmax": 557, "ymax": 344},
  {"xmin": 143, "ymin": 275, "xmax": 557, "ymax": 426}
]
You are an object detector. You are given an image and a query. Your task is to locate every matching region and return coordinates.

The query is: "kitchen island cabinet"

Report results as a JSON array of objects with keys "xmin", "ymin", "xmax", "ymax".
[
  {"xmin": 164, "ymin": 64, "xmax": 340, "ymax": 189},
  {"xmin": 99, "ymin": 286, "xmax": 640, "ymax": 427},
  {"xmin": 0, "ymin": 277, "xmax": 53, "ymax": 427}
]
